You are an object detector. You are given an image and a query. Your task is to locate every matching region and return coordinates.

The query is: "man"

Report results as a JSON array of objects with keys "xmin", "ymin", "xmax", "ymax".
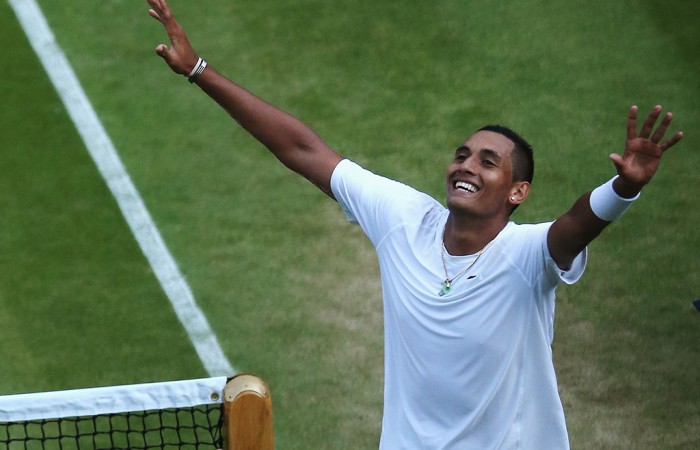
[{"xmin": 146, "ymin": 0, "xmax": 683, "ymax": 448}]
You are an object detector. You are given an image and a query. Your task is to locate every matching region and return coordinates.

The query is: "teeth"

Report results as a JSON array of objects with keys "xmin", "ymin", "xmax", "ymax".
[{"xmin": 455, "ymin": 181, "xmax": 478, "ymax": 193}]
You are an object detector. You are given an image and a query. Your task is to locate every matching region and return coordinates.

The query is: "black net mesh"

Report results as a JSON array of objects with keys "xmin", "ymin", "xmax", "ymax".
[{"xmin": 0, "ymin": 404, "xmax": 223, "ymax": 449}]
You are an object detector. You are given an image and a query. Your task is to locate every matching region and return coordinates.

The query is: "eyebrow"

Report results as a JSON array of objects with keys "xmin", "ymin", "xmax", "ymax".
[
  {"xmin": 481, "ymin": 148, "xmax": 502, "ymax": 162},
  {"xmin": 455, "ymin": 145, "xmax": 503, "ymax": 162}
]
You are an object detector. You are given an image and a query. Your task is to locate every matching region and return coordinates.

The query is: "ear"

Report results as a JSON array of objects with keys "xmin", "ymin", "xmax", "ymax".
[{"xmin": 508, "ymin": 181, "xmax": 531, "ymax": 206}]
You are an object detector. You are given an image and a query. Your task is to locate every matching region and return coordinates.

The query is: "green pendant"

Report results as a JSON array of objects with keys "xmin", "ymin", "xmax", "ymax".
[{"xmin": 438, "ymin": 280, "xmax": 452, "ymax": 297}]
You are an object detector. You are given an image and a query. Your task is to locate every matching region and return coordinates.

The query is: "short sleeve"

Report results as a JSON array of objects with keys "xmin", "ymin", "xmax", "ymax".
[
  {"xmin": 548, "ymin": 246, "xmax": 587, "ymax": 285},
  {"xmin": 502, "ymin": 222, "xmax": 587, "ymax": 287},
  {"xmin": 331, "ymin": 159, "xmax": 442, "ymax": 247}
]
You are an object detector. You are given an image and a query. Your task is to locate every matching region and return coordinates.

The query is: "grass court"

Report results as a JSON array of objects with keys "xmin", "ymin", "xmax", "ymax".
[{"xmin": 1, "ymin": 0, "xmax": 699, "ymax": 448}]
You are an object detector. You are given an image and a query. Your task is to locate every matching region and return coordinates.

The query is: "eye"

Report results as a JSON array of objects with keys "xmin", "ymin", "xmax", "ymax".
[{"xmin": 482, "ymin": 159, "xmax": 496, "ymax": 167}]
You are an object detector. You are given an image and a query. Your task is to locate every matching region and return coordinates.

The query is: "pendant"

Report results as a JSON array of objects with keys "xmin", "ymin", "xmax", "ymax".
[{"xmin": 438, "ymin": 280, "xmax": 452, "ymax": 297}]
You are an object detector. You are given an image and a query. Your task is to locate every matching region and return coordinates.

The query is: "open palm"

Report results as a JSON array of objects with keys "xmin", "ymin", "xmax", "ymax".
[
  {"xmin": 610, "ymin": 105, "xmax": 683, "ymax": 188},
  {"xmin": 147, "ymin": 0, "xmax": 198, "ymax": 75}
]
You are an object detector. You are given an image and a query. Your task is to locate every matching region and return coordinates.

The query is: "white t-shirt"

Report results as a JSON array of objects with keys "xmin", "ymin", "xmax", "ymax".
[{"xmin": 331, "ymin": 159, "xmax": 586, "ymax": 450}]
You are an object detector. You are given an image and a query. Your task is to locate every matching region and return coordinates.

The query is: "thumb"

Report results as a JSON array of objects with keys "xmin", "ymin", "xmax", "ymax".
[
  {"xmin": 155, "ymin": 43, "xmax": 169, "ymax": 58},
  {"xmin": 609, "ymin": 153, "xmax": 624, "ymax": 173},
  {"xmin": 154, "ymin": 43, "xmax": 180, "ymax": 72}
]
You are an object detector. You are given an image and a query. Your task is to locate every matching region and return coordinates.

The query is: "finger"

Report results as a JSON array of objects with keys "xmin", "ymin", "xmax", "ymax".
[
  {"xmin": 639, "ymin": 105, "xmax": 662, "ymax": 139},
  {"xmin": 155, "ymin": 43, "xmax": 169, "ymax": 58},
  {"xmin": 147, "ymin": 0, "xmax": 175, "ymax": 26},
  {"xmin": 609, "ymin": 153, "xmax": 624, "ymax": 172},
  {"xmin": 660, "ymin": 131, "xmax": 684, "ymax": 152},
  {"xmin": 146, "ymin": 0, "xmax": 164, "ymax": 11},
  {"xmin": 650, "ymin": 112, "xmax": 673, "ymax": 143},
  {"xmin": 148, "ymin": 9, "xmax": 162, "ymax": 22},
  {"xmin": 151, "ymin": 0, "xmax": 183, "ymax": 39},
  {"xmin": 626, "ymin": 105, "xmax": 638, "ymax": 141},
  {"xmin": 148, "ymin": 2, "xmax": 185, "ymax": 49},
  {"xmin": 155, "ymin": 0, "xmax": 173, "ymax": 22},
  {"xmin": 146, "ymin": 0, "xmax": 164, "ymax": 17}
]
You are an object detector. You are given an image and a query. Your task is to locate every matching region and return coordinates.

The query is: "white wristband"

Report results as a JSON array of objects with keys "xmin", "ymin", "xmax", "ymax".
[{"xmin": 589, "ymin": 176, "xmax": 639, "ymax": 221}]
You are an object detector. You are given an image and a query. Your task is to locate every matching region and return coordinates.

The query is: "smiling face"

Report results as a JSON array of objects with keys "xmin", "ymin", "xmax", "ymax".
[{"xmin": 445, "ymin": 130, "xmax": 530, "ymax": 220}]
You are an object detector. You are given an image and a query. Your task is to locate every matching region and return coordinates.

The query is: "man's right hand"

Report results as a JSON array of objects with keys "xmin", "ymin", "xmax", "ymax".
[{"xmin": 147, "ymin": 0, "xmax": 199, "ymax": 76}]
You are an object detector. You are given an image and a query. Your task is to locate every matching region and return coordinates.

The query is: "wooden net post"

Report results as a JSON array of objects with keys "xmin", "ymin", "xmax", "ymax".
[{"xmin": 223, "ymin": 374, "xmax": 274, "ymax": 450}]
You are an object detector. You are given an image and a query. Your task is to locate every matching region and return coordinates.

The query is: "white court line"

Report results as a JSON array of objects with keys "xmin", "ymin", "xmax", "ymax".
[{"xmin": 8, "ymin": 0, "xmax": 235, "ymax": 377}]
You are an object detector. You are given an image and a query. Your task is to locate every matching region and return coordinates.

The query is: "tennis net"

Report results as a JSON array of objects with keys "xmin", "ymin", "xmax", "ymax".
[{"xmin": 0, "ymin": 374, "xmax": 273, "ymax": 450}]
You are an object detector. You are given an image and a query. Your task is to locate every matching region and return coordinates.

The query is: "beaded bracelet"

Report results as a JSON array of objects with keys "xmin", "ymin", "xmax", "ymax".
[{"xmin": 187, "ymin": 58, "xmax": 207, "ymax": 83}]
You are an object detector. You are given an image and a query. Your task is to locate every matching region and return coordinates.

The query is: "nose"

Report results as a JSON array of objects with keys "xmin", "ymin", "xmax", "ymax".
[{"xmin": 455, "ymin": 154, "xmax": 478, "ymax": 175}]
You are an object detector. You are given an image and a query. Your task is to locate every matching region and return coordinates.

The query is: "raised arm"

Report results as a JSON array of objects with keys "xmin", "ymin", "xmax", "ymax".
[
  {"xmin": 146, "ymin": 0, "xmax": 343, "ymax": 197},
  {"xmin": 547, "ymin": 105, "xmax": 683, "ymax": 270}
]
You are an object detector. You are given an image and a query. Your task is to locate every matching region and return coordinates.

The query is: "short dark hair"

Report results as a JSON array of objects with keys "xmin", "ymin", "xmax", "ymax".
[{"xmin": 477, "ymin": 125, "xmax": 534, "ymax": 184}]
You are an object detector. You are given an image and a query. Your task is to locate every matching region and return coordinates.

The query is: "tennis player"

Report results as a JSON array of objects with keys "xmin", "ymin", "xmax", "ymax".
[{"xmin": 146, "ymin": 0, "xmax": 683, "ymax": 448}]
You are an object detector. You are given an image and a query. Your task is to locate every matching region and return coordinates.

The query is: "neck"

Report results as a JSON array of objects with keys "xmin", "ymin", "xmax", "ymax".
[{"xmin": 443, "ymin": 213, "xmax": 508, "ymax": 255}]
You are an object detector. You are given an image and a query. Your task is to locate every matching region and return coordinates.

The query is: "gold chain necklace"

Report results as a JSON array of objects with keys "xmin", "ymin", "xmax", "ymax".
[{"xmin": 438, "ymin": 235, "xmax": 494, "ymax": 297}]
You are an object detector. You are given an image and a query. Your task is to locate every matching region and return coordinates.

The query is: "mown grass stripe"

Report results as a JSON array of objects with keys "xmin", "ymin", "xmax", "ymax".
[{"xmin": 7, "ymin": 0, "xmax": 234, "ymax": 377}]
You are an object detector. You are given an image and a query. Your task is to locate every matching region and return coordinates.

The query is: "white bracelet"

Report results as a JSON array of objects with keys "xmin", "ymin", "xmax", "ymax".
[
  {"xmin": 589, "ymin": 176, "xmax": 640, "ymax": 221},
  {"xmin": 187, "ymin": 57, "xmax": 203, "ymax": 78}
]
